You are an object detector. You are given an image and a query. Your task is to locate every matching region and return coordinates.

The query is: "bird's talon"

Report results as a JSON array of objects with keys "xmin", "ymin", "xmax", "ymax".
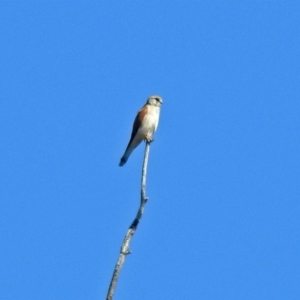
[{"xmin": 145, "ymin": 135, "xmax": 154, "ymax": 143}]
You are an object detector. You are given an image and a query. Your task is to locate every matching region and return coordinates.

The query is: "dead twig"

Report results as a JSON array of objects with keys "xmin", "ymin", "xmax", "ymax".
[{"xmin": 106, "ymin": 142, "xmax": 151, "ymax": 300}]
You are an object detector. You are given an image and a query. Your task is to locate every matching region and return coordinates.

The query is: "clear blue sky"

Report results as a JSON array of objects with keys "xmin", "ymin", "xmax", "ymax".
[{"xmin": 1, "ymin": 2, "xmax": 299, "ymax": 299}]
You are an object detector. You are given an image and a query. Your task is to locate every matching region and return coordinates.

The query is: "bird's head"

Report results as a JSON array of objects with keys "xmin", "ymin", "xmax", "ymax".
[{"xmin": 147, "ymin": 95, "xmax": 163, "ymax": 107}]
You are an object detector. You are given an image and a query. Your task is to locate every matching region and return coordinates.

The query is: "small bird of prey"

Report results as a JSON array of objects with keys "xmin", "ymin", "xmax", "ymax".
[{"xmin": 119, "ymin": 95, "xmax": 163, "ymax": 166}]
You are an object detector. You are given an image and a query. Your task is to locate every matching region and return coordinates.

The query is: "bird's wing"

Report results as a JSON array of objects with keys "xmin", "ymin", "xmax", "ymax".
[{"xmin": 126, "ymin": 104, "xmax": 148, "ymax": 146}]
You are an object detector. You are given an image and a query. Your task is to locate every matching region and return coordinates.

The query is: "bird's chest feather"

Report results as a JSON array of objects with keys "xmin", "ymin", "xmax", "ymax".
[{"xmin": 140, "ymin": 106, "xmax": 160, "ymax": 132}]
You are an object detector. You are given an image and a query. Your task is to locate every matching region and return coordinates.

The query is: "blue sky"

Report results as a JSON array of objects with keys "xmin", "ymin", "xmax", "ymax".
[{"xmin": 0, "ymin": 1, "xmax": 299, "ymax": 299}]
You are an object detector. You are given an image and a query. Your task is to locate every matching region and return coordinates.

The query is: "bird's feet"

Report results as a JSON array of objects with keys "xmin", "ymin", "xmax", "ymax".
[{"xmin": 144, "ymin": 135, "xmax": 154, "ymax": 143}]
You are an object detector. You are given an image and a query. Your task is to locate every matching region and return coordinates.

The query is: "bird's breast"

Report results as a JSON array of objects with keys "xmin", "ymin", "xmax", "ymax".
[{"xmin": 140, "ymin": 105, "xmax": 160, "ymax": 134}]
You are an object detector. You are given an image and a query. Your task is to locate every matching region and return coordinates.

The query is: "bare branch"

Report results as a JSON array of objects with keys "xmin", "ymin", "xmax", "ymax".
[{"xmin": 106, "ymin": 142, "xmax": 151, "ymax": 300}]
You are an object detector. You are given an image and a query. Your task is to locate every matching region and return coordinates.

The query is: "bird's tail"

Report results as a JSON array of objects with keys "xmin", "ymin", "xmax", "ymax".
[{"xmin": 119, "ymin": 147, "xmax": 134, "ymax": 166}]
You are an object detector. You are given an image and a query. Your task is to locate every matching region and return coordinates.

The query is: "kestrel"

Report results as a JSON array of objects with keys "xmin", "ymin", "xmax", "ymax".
[{"xmin": 119, "ymin": 95, "xmax": 163, "ymax": 166}]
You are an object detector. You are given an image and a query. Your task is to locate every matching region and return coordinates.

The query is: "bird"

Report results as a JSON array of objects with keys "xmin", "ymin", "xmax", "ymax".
[{"xmin": 119, "ymin": 95, "xmax": 163, "ymax": 166}]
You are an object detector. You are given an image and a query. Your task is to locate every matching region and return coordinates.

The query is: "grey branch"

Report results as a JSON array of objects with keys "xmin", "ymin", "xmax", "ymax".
[{"xmin": 106, "ymin": 142, "xmax": 151, "ymax": 300}]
